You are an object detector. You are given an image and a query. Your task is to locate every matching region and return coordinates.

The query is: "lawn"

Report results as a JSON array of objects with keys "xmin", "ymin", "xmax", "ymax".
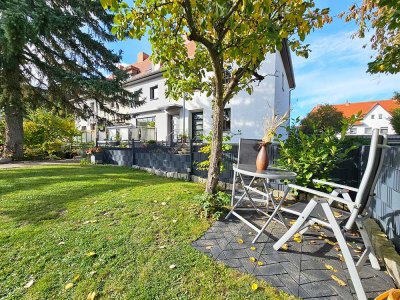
[{"xmin": 0, "ymin": 165, "xmax": 294, "ymax": 299}]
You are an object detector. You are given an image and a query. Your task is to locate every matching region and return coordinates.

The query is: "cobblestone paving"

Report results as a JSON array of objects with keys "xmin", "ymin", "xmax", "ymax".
[{"xmin": 193, "ymin": 213, "xmax": 394, "ymax": 299}]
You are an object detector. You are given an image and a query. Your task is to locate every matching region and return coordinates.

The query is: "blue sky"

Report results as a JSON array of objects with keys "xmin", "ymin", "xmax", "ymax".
[{"xmin": 106, "ymin": 1, "xmax": 400, "ymax": 119}]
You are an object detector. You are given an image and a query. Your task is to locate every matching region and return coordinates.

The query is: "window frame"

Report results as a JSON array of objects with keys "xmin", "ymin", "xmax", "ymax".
[
  {"xmin": 380, "ymin": 127, "xmax": 388, "ymax": 134},
  {"xmin": 150, "ymin": 85, "xmax": 159, "ymax": 100},
  {"xmin": 364, "ymin": 127, "xmax": 372, "ymax": 134},
  {"xmin": 223, "ymin": 108, "xmax": 231, "ymax": 132},
  {"xmin": 136, "ymin": 116, "xmax": 156, "ymax": 128}
]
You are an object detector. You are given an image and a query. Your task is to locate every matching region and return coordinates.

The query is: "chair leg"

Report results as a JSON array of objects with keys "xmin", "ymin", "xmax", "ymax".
[
  {"xmin": 273, "ymin": 199, "xmax": 318, "ymax": 251},
  {"xmin": 231, "ymin": 171, "xmax": 237, "ymax": 206},
  {"xmin": 320, "ymin": 201, "xmax": 367, "ymax": 300},
  {"xmin": 356, "ymin": 219, "xmax": 381, "ymax": 270}
]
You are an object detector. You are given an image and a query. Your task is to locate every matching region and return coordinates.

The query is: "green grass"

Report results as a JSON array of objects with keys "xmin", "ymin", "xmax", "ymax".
[{"xmin": 0, "ymin": 165, "xmax": 294, "ymax": 299}]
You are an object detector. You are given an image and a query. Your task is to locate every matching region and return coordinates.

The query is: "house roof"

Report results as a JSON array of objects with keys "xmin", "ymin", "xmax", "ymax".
[
  {"xmin": 123, "ymin": 39, "xmax": 295, "ymax": 89},
  {"xmin": 312, "ymin": 99, "xmax": 400, "ymax": 125}
]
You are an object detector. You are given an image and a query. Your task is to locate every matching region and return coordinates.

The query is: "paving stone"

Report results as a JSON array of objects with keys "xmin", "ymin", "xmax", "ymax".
[
  {"xmin": 279, "ymin": 274, "xmax": 311, "ymax": 298},
  {"xmin": 253, "ymin": 263, "xmax": 286, "ymax": 276},
  {"xmin": 300, "ymin": 281, "xmax": 338, "ymax": 298},
  {"xmin": 223, "ymin": 249, "xmax": 248, "ymax": 260},
  {"xmin": 256, "ymin": 275, "xmax": 284, "ymax": 287}
]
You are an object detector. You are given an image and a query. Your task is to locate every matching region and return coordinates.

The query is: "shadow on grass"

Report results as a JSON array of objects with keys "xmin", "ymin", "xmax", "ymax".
[{"xmin": 0, "ymin": 165, "xmax": 181, "ymax": 224}]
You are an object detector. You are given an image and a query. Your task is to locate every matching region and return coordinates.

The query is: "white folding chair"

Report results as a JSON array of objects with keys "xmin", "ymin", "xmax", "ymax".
[{"xmin": 274, "ymin": 128, "xmax": 389, "ymax": 300}]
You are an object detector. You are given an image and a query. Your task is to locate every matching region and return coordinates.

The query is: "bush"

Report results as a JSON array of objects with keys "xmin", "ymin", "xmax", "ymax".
[
  {"xmin": 391, "ymin": 108, "xmax": 400, "ymax": 135},
  {"xmin": 276, "ymin": 117, "xmax": 359, "ymax": 191},
  {"xmin": 194, "ymin": 191, "xmax": 230, "ymax": 220},
  {"xmin": 24, "ymin": 109, "xmax": 80, "ymax": 159}
]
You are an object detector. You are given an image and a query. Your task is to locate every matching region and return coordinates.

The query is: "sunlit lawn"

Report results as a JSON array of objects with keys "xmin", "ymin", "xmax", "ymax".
[{"xmin": 0, "ymin": 165, "xmax": 294, "ymax": 299}]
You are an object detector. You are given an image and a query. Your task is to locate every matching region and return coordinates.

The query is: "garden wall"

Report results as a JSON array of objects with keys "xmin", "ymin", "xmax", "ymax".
[{"xmin": 103, "ymin": 148, "xmax": 133, "ymax": 167}]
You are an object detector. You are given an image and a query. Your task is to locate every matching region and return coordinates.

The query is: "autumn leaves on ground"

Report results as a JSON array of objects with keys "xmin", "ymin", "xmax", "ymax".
[{"xmin": 0, "ymin": 165, "xmax": 295, "ymax": 299}]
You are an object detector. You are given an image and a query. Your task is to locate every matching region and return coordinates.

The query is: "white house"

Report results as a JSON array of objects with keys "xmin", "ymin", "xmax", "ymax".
[
  {"xmin": 77, "ymin": 41, "xmax": 295, "ymax": 144},
  {"xmin": 315, "ymin": 100, "xmax": 399, "ymax": 136}
]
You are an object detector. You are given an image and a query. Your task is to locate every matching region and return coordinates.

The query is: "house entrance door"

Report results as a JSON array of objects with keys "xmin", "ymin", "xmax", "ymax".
[{"xmin": 170, "ymin": 115, "xmax": 179, "ymax": 143}]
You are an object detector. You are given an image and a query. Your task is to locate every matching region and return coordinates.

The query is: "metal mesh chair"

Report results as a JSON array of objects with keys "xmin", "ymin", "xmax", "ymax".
[{"xmin": 274, "ymin": 128, "xmax": 389, "ymax": 300}]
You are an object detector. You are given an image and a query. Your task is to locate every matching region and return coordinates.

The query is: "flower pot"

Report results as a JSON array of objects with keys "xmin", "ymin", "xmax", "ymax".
[
  {"xmin": 0, "ymin": 158, "xmax": 12, "ymax": 164},
  {"xmin": 90, "ymin": 153, "xmax": 103, "ymax": 164},
  {"xmin": 256, "ymin": 143, "xmax": 269, "ymax": 170}
]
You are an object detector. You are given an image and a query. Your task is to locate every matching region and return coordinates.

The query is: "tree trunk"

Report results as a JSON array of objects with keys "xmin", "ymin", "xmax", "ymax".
[
  {"xmin": 4, "ymin": 102, "xmax": 24, "ymax": 160},
  {"xmin": 205, "ymin": 99, "xmax": 224, "ymax": 195}
]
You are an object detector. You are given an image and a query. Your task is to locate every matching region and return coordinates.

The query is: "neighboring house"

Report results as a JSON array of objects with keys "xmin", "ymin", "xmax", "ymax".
[
  {"xmin": 322, "ymin": 100, "xmax": 399, "ymax": 136},
  {"xmin": 77, "ymin": 41, "xmax": 295, "ymax": 144}
]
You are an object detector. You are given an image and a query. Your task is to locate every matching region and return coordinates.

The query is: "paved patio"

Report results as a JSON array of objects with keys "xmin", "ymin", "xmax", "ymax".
[{"xmin": 193, "ymin": 212, "xmax": 394, "ymax": 299}]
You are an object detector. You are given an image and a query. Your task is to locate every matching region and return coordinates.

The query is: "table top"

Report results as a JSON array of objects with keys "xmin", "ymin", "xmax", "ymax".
[{"xmin": 233, "ymin": 164, "xmax": 297, "ymax": 180}]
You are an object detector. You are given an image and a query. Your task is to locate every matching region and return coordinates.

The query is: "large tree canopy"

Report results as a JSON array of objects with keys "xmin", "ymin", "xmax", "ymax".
[
  {"xmin": 343, "ymin": 0, "xmax": 400, "ymax": 74},
  {"xmin": 0, "ymin": 0, "xmax": 143, "ymax": 158},
  {"xmin": 104, "ymin": 0, "xmax": 331, "ymax": 194}
]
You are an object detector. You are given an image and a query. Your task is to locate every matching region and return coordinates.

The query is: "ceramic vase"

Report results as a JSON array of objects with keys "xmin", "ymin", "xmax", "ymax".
[{"xmin": 256, "ymin": 143, "xmax": 269, "ymax": 170}]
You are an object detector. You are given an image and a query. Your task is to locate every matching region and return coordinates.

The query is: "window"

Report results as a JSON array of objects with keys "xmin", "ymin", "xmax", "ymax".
[
  {"xmin": 349, "ymin": 127, "xmax": 357, "ymax": 135},
  {"xmin": 223, "ymin": 67, "xmax": 232, "ymax": 85},
  {"xmin": 136, "ymin": 116, "xmax": 155, "ymax": 128},
  {"xmin": 192, "ymin": 112, "xmax": 203, "ymax": 141},
  {"xmin": 81, "ymin": 126, "xmax": 87, "ymax": 131},
  {"xmin": 150, "ymin": 85, "xmax": 159, "ymax": 100},
  {"xmin": 371, "ymin": 114, "xmax": 375, "ymax": 119},
  {"xmin": 380, "ymin": 127, "xmax": 388, "ymax": 134},
  {"xmin": 90, "ymin": 124, "xmax": 96, "ymax": 131},
  {"xmin": 364, "ymin": 127, "xmax": 372, "ymax": 134},
  {"xmin": 379, "ymin": 114, "xmax": 383, "ymax": 119},
  {"xmin": 223, "ymin": 108, "xmax": 231, "ymax": 131}
]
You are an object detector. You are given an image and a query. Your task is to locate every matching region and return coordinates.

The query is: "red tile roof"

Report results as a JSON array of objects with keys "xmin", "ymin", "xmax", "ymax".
[{"xmin": 313, "ymin": 99, "xmax": 400, "ymax": 118}]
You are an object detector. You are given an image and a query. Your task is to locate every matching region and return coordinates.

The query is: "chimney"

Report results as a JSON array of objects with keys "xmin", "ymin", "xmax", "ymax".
[
  {"xmin": 137, "ymin": 52, "xmax": 149, "ymax": 62},
  {"xmin": 345, "ymin": 100, "xmax": 350, "ymax": 106}
]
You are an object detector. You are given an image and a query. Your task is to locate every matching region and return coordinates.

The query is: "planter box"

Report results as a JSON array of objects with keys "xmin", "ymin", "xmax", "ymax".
[
  {"xmin": 0, "ymin": 158, "xmax": 12, "ymax": 164},
  {"xmin": 90, "ymin": 153, "xmax": 103, "ymax": 164}
]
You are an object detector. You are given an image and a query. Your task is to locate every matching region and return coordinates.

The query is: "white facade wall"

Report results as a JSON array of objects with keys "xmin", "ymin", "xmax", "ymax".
[
  {"xmin": 348, "ymin": 105, "xmax": 396, "ymax": 135},
  {"xmin": 79, "ymin": 52, "xmax": 292, "ymax": 143}
]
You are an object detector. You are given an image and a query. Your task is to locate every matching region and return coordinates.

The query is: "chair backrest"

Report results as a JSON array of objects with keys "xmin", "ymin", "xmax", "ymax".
[
  {"xmin": 237, "ymin": 139, "xmax": 261, "ymax": 165},
  {"xmin": 345, "ymin": 128, "xmax": 387, "ymax": 230}
]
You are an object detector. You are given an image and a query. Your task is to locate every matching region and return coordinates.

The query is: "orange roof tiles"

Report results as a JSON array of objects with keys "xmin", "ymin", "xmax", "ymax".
[{"xmin": 312, "ymin": 99, "xmax": 400, "ymax": 118}]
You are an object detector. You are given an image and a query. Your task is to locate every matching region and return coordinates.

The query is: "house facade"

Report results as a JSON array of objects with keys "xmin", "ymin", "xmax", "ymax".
[
  {"xmin": 322, "ymin": 100, "xmax": 399, "ymax": 136},
  {"xmin": 77, "ymin": 42, "xmax": 295, "ymax": 144}
]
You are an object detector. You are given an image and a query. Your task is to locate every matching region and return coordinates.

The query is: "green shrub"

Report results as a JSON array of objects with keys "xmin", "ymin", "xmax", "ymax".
[
  {"xmin": 276, "ymin": 117, "xmax": 359, "ymax": 191},
  {"xmin": 194, "ymin": 191, "xmax": 230, "ymax": 220},
  {"xmin": 391, "ymin": 108, "xmax": 400, "ymax": 135}
]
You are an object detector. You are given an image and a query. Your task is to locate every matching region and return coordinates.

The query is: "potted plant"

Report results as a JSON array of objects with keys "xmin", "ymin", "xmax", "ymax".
[
  {"xmin": 86, "ymin": 146, "xmax": 103, "ymax": 164},
  {"xmin": 257, "ymin": 112, "xmax": 288, "ymax": 170},
  {"xmin": 0, "ymin": 146, "xmax": 13, "ymax": 164}
]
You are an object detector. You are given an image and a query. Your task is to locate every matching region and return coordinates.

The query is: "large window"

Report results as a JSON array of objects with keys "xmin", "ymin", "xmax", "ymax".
[
  {"xmin": 192, "ymin": 112, "xmax": 203, "ymax": 141},
  {"xmin": 223, "ymin": 108, "xmax": 231, "ymax": 132},
  {"xmin": 150, "ymin": 85, "xmax": 159, "ymax": 100},
  {"xmin": 379, "ymin": 114, "xmax": 383, "ymax": 119},
  {"xmin": 364, "ymin": 127, "xmax": 372, "ymax": 134},
  {"xmin": 349, "ymin": 127, "xmax": 357, "ymax": 135},
  {"xmin": 137, "ymin": 116, "xmax": 155, "ymax": 128},
  {"xmin": 371, "ymin": 114, "xmax": 375, "ymax": 119},
  {"xmin": 380, "ymin": 127, "xmax": 388, "ymax": 134}
]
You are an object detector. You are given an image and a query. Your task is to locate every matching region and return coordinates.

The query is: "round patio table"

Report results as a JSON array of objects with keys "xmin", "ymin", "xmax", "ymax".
[{"xmin": 226, "ymin": 164, "xmax": 297, "ymax": 243}]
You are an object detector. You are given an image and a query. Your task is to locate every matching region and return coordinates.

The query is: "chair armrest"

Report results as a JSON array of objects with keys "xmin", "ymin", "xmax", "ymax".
[
  {"xmin": 288, "ymin": 184, "xmax": 357, "ymax": 209},
  {"xmin": 312, "ymin": 179, "xmax": 359, "ymax": 192}
]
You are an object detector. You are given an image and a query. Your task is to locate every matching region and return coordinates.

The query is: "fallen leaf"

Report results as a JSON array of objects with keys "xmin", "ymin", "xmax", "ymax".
[
  {"xmin": 281, "ymin": 244, "xmax": 289, "ymax": 251},
  {"xmin": 24, "ymin": 279, "xmax": 34, "ymax": 289},
  {"xmin": 65, "ymin": 282, "xmax": 74, "ymax": 290},
  {"xmin": 334, "ymin": 246, "xmax": 341, "ymax": 252},
  {"xmin": 289, "ymin": 220, "xmax": 296, "ymax": 225},
  {"xmin": 250, "ymin": 246, "xmax": 256, "ymax": 251},
  {"xmin": 89, "ymin": 271, "xmax": 97, "ymax": 276},
  {"xmin": 333, "ymin": 212, "xmax": 343, "ymax": 218},
  {"xmin": 331, "ymin": 275, "xmax": 347, "ymax": 286},
  {"xmin": 87, "ymin": 291, "xmax": 97, "ymax": 300},
  {"xmin": 249, "ymin": 257, "xmax": 257, "ymax": 262},
  {"xmin": 161, "ymin": 202, "xmax": 166, "ymax": 206},
  {"xmin": 251, "ymin": 283, "xmax": 258, "ymax": 291},
  {"xmin": 293, "ymin": 233, "xmax": 303, "ymax": 243},
  {"xmin": 172, "ymin": 219, "xmax": 177, "ymax": 223},
  {"xmin": 353, "ymin": 249, "xmax": 362, "ymax": 253},
  {"xmin": 205, "ymin": 246, "xmax": 213, "ymax": 250},
  {"xmin": 309, "ymin": 241, "xmax": 317, "ymax": 244},
  {"xmin": 248, "ymin": 232, "xmax": 253, "ymax": 235},
  {"xmin": 325, "ymin": 264, "xmax": 338, "ymax": 272},
  {"xmin": 318, "ymin": 236, "xmax": 323, "ymax": 240},
  {"xmin": 237, "ymin": 239, "xmax": 244, "ymax": 244},
  {"xmin": 72, "ymin": 275, "xmax": 80, "ymax": 282},
  {"xmin": 337, "ymin": 254, "xmax": 344, "ymax": 261},
  {"xmin": 152, "ymin": 216, "xmax": 160, "ymax": 220},
  {"xmin": 257, "ymin": 261, "xmax": 264, "ymax": 266},
  {"xmin": 159, "ymin": 245, "xmax": 166, "ymax": 249},
  {"xmin": 169, "ymin": 264, "xmax": 176, "ymax": 269},
  {"xmin": 58, "ymin": 241, "xmax": 65, "ymax": 245},
  {"xmin": 324, "ymin": 239, "xmax": 336, "ymax": 246},
  {"xmin": 87, "ymin": 251, "xmax": 97, "ymax": 257}
]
